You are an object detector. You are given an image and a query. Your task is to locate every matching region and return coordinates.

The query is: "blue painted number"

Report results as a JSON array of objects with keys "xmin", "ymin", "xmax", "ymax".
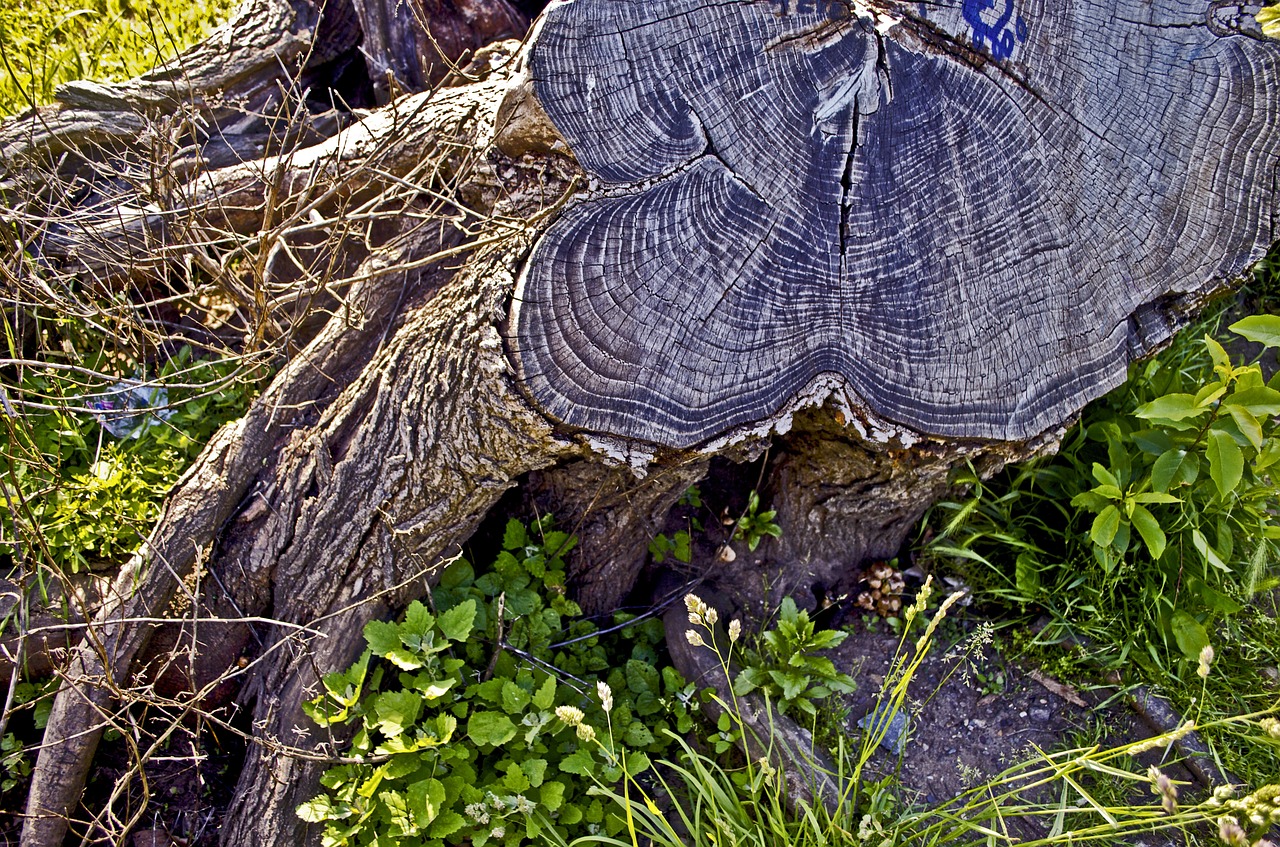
[{"xmin": 963, "ymin": 0, "xmax": 1028, "ymax": 61}]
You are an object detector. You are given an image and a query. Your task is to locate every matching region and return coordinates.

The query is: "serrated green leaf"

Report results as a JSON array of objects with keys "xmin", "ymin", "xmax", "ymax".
[
  {"xmin": 407, "ymin": 777, "xmax": 445, "ymax": 827},
  {"xmin": 364, "ymin": 620, "xmax": 402, "ymax": 656},
  {"xmin": 532, "ymin": 674, "xmax": 556, "ymax": 711},
  {"xmin": 1230, "ymin": 314, "xmax": 1280, "ymax": 348},
  {"xmin": 1207, "ymin": 428, "xmax": 1244, "ymax": 498},
  {"xmin": 503, "ymin": 519, "xmax": 527, "ymax": 550},
  {"xmin": 437, "ymin": 599, "xmax": 476, "ymax": 642},
  {"xmin": 501, "ymin": 680, "xmax": 530, "ymax": 715},
  {"xmin": 466, "ymin": 711, "xmax": 517, "ymax": 747},
  {"xmin": 374, "ymin": 691, "xmax": 422, "ymax": 738},
  {"xmin": 1128, "ymin": 504, "xmax": 1166, "ymax": 560},
  {"xmin": 504, "ymin": 760, "xmax": 531, "ymax": 791},
  {"xmin": 402, "ymin": 601, "xmax": 434, "ymax": 640},
  {"xmin": 559, "ymin": 748, "xmax": 596, "ymax": 776},
  {"xmin": 384, "ymin": 647, "xmax": 425, "ymax": 672},
  {"xmin": 522, "ymin": 758, "xmax": 548, "ymax": 787},
  {"xmin": 296, "ymin": 796, "xmax": 333, "ymax": 823},
  {"xmin": 428, "ymin": 810, "xmax": 466, "ymax": 839},
  {"xmin": 1090, "ymin": 505, "xmax": 1121, "ymax": 548},
  {"xmin": 541, "ymin": 781, "xmax": 566, "ymax": 811}
]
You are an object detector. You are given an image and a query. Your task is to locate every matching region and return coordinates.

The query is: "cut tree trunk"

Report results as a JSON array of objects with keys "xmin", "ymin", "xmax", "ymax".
[{"xmin": 3, "ymin": 0, "xmax": 1277, "ymax": 844}]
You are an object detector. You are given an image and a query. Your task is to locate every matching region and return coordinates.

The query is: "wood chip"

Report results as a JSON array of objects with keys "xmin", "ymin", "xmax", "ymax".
[{"xmin": 1027, "ymin": 668, "xmax": 1087, "ymax": 708}]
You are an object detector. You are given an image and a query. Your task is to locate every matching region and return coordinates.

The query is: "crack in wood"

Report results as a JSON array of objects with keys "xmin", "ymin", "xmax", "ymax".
[{"xmin": 513, "ymin": 0, "xmax": 1280, "ymax": 448}]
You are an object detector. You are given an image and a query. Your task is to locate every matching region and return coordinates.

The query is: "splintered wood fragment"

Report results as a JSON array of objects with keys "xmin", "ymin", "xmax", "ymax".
[{"xmin": 512, "ymin": 0, "xmax": 1280, "ymax": 448}]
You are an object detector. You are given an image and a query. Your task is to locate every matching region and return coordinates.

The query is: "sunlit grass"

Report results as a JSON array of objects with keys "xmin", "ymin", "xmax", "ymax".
[{"xmin": 0, "ymin": 0, "xmax": 236, "ymax": 116}]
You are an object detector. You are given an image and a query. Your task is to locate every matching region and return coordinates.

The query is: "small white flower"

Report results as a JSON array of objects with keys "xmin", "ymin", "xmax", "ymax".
[
  {"xmin": 576, "ymin": 723, "xmax": 596, "ymax": 742},
  {"xmin": 491, "ymin": 826, "xmax": 506, "ymax": 840},
  {"xmin": 515, "ymin": 795, "xmax": 535, "ymax": 815},
  {"xmin": 704, "ymin": 606, "xmax": 719, "ymax": 626},
  {"xmin": 728, "ymin": 619, "xmax": 741, "ymax": 643},
  {"xmin": 686, "ymin": 630, "xmax": 704, "ymax": 647},
  {"xmin": 597, "ymin": 681, "xmax": 613, "ymax": 712}
]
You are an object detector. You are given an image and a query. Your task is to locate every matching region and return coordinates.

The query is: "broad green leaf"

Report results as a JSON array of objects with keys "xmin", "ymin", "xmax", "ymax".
[
  {"xmin": 364, "ymin": 620, "xmax": 402, "ymax": 656},
  {"xmin": 1090, "ymin": 505, "xmax": 1121, "ymax": 548},
  {"xmin": 1224, "ymin": 386, "xmax": 1280, "ymax": 417},
  {"xmin": 522, "ymin": 758, "xmax": 548, "ymax": 787},
  {"xmin": 1090, "ymin": 463, "xmax": 1120, "ymax": 488},
  {"xmin": 1170, "ymin": 610, "xmax": 1210, "ymax": 660},
  {"xmin": 559, "ymin": 748, "xmax": 596, "ymax": 776},
  {"xmin": 1192, "ymin": 528, "xmax": 1230, "ymax": 574},
  {"xmin": 1187, "ymin": 578, "xmax": 1243, "ymax": 615},
  {"xmin": 1129, "ymin": 505, "xmax": 1166, "ymax": 560},
  {"xmin": 428, "ymin": 810, "xmax": 466, "ymax": 839},
  {"xmin": 374, "ymin": 691, "xmax": 422, "ymax": 738},
  {"xmin": 437, "ymin": 599, "xmax": 476, "ymax": 642},
  {"xmin": 501, "ymin": 680, "xmax": 530, "ymax": 714},
  {"xmin": 1014, "ymin": 553, "xmax": 1041, "ymax": 597},
  {"xmin": 1207, "ymin": 429, "xmax": 1244, "ymax": 498},
  {"xmin": 1134, "ymin": 393, "xmax": 1205, "ymax": 422},
  {"xmin": 540, "ymin": 781, "xmax": 566, "ymax": 811},
  {"xmin": 1204, "ymin": 334, "xmax": 1231, "ymax": 372},
  {"xmin": 625, "ymin": 659, "xmax": 660, "ymax": 696},
  {"xmin": 407, "ymin": 777, "xmax": 446, "ymax": 827},
  {"xmin": 624, "ymin": 721, "xmax": 655, "ymax": 747},
  {"xmin": 532, "ymin": 674, "xmax": 556, "ymax": 710},
  {"xmin": 402, "ymin": 601, "xmax": 434, "ymax": 640},
  {"xmin": 384, "ymin": 648, "xmax": 425, "ymax": 671},
  {"xmin": 381, "ymin": 789, "xmax": 415, "ymax": 836},
  {"xmin": 625, "ymin": 751, "xmax": 651, "ymax": 777},
  {"xmin": 437, "ymin": 558, "xmax": 474, "ymax": 589},
  {"xmin": 1230, "ymin": 314, "xmax": 1280, "ymax": 348},
  {"xmin": 466, "ymin": 711, "xmax": 517, "ymax": 747},
  {"xmin": 1130, "ymin": 492, "xmax": 1180, "ymax": 505},
  {"xmin": 1227, "ymin": 405, "xmax": 1264, "ymax": 449},
  {"xmin": 296, "ymin": 796, "xmax": 334, "ymax": 823},
  {"xmin": 503, "ymin": 519, "xmax": 526, "ymax": 550}
]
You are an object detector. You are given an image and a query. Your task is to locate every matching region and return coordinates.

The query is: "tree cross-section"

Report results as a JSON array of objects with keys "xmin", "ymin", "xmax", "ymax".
[{"xmin": 511, "ymin": 0, "xmax": 1280, "ymax": 448}]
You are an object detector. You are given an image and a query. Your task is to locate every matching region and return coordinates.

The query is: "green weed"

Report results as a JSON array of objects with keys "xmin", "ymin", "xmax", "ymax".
[{"xmin": 0, "ymin": 0, "xmax": 235, "ymax": 115}]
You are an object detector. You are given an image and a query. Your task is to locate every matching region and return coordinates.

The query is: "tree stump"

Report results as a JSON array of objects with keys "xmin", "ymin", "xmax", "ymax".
[{"xmin": 3, "ymin": 0, "xmax": 1277, "ymax": 844}]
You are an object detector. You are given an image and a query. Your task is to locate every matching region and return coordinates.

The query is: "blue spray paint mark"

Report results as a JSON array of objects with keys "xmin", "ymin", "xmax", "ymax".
[{"xmin": 963, "ymin": 0, "xmax": 1028, "ymax": 61}]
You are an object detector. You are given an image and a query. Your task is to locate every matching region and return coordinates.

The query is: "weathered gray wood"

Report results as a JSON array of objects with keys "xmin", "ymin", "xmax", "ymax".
[{"xmin": 512, "ymin": 0, "xmax": 1280, "ymax": 448}]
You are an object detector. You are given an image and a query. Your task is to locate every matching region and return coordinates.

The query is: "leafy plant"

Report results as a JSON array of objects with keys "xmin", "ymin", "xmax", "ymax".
[
  {"xmin": 647, "ymin": 530, "xmax": 691, "ymax": 564},
  {"xmin": 1, "ymin": 348, "xmax": 260, "ymax": 573},
  {"xmin": 297, "ymin": 517, "xmax": 698, "ymax": 847},
  {"xmin": 733, "ymin": 490, "xmax": 781, "ymax": 552},
  {"xmin": 929, "ymin": 312, "xmax": 1280, "ymax": 674},
  {"xmin": 732, "ymin": 597, "xmax": 855, "ymax": 719}
]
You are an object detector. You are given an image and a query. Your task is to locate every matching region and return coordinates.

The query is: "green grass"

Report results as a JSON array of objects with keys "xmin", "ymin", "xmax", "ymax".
[{"xmin": 0, "ymin": 0, "xmax": 236, "ymax": 116}]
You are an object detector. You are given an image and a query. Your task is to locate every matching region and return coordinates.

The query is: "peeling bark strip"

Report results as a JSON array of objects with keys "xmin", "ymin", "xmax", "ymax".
[{"xmin": 512, "ymin": 0, "xmax": 1280, "ymax": 447}]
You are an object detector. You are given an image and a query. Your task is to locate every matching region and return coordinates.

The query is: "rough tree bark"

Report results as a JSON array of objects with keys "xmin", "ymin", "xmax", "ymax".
[{"xmin": 2, "ymin": 0, "xmax": 1277, "ymax": 844}]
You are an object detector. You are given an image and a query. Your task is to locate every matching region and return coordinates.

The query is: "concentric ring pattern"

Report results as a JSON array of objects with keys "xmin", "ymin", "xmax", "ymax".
[{"xmin": 511, "ymin": 0, "xmax": 1280, "ymax": 447}]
